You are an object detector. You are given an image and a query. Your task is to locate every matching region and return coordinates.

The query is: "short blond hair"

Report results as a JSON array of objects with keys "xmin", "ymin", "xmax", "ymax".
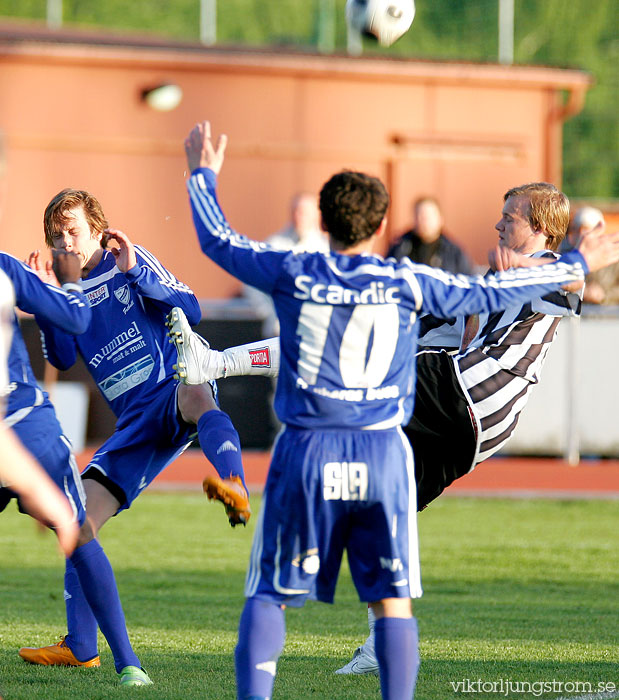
[{"xmin": 503, "ymin": 182, "xmax": 569, "ymax": 252}]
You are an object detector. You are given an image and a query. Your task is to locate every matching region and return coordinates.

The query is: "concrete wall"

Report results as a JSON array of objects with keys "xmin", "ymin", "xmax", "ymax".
[
  {"xmin": 501, "ymin": 308, "xmax": 619, "ymax": 459},
  {"xmin": 0, "ymin": 30, "xmax": 590, "ymax": 298}
]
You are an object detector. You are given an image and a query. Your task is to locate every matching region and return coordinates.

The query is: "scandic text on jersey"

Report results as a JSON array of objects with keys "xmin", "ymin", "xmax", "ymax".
[{"xmin": 293, "ymin": 276, "xmax": 401, "ymax": 304}]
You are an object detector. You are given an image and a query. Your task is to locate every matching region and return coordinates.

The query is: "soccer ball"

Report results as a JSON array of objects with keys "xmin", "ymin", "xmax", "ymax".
[{"xmin": 346, "ymin": 0, "xmax": 416, "ymax": 47}]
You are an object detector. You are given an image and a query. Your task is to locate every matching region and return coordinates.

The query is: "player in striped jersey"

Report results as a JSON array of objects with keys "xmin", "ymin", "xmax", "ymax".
[
  {"xmin": 18, "ymin": 188, "xmax": 249, "ymax": 687},
  {"xmin": 334, "ymin": 181, "xmax": 591, "ymax": 675},
  {"xmin": 178, "ymin": 120, "xmax": 618, "ymax": 700}
]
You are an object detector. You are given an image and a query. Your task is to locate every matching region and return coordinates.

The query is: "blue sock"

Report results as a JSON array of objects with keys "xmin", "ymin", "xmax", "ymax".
[
  {"xmin": 235, "ymin": 598, "xmax": 285, "ymax": 700},
  {"xmin": 375, "ymin": 616, "xmax": 420, "ymax": 700},
  {"xmin": 198, "ymin": 409, "xmax": 247, "ymax": 491},
  {"xmin": 63, "ymin": 559, "xmax": 99, "ymax": 662},
  {"xmin": 70, "ymin": 540, "xmax": 141, "ymax": 673}
]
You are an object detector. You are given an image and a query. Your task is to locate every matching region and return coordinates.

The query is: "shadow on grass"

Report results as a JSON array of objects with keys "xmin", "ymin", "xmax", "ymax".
[
  {"xmin": 417, "ymin": 576, "xmax": 619, "ymax": 645},
  {"xmin": 2, "ymin": 632, "xmax": 616, "ymax": 700},
  {"xmin": 1, "ymin": 566, "xmax": 248, "ymax": 631}
]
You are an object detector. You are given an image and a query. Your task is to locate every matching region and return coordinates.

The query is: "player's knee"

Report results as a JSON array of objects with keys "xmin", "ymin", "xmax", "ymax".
[
  {"xmin": 77, "ymin": 517, "xmax": 96, "ymax": 547},
  {"xmin": 370, "ymin": 597, "xmax": 412, "ymax": 619},
  {"xmin": 178, "ymin": 382, "xmax": 218, "ymax": 424}
]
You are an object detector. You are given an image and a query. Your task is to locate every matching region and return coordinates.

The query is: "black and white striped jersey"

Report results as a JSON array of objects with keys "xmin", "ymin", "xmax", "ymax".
[{"xmin": 418, "ymin": 251, "xmax": 582, "ymax": 466}]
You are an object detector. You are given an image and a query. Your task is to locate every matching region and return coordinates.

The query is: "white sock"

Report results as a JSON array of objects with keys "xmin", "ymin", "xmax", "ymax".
[
  {"xmin": 221, "ymin": 337, "xmax": 280, "ymax": 378},
  {"xmin": 363, "ymin": 606, "xmax": 376, "ymax": 655}
]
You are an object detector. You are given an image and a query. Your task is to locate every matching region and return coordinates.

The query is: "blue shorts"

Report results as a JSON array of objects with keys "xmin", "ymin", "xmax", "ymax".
[
  {"xmin": 244, "ymin": 425, "xmax": 422, "ymax": 607},
  {"xmin": 82, "ymin": 381, "xmax": 200, "ymax": 512},
  {"xmin": 1, "ymin": 403, "xmax": 87, "ymax": 526}
]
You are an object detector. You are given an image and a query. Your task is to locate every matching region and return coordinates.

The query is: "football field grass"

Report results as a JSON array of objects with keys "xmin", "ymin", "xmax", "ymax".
[{"xmin": 1, "ymin": 493, "xmax": 617, "ymax": 699}]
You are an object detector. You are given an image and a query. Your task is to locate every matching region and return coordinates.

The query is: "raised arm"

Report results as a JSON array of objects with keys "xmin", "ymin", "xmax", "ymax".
[
  {"xmin": 101, "ymin": 230, "xmax": 201, "ymax": 324},
  {"xmin": 184, "ymin": 121, "xmax": 288, "ymax": 293},
  {"xmin": 6, "ymin": 251, "xmax": 91, "ymax": 335}
]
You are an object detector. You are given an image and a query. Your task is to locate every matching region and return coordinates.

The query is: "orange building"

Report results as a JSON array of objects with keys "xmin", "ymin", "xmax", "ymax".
[{"xmin": 0, "ymin": 22, "xmax": 591, "ymax": 299}]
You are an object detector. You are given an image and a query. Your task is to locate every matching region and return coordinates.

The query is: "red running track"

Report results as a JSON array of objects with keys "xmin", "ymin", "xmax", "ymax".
[{"xmin": 75, "ymin": 449, "xmax": 619, "ymax": 499}]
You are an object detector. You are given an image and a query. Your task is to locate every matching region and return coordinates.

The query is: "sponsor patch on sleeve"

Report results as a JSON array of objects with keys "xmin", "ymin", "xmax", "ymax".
[{"xmin": 249, "ymin": 347, "xmax": 271, "ymax": 368}]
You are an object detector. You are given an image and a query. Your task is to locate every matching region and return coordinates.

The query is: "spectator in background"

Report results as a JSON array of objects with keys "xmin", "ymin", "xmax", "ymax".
[
  {"xmin": 267, "ymin": 192, "xmax": 329, "ymax": 254},
  {"xmin": 561, "ymin": 206, "xmax": 619, "ymax": 305},
  {"xmin": 388, "ymin": 196, "xmax": 474, "ymax": 274},
  {"xmin": 244, "ymin": 192, "xmax": 329, "ymax": 337}
]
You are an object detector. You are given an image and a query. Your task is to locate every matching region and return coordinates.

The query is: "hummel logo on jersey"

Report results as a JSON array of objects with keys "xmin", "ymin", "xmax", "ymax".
[
  {"xmin": 63, "ymin": 589, "xmax": 72, "ymax": 601},
  {"xmin": 249, "ymin": 347, "xmax": 271, "ymax": 367},
  {"xmin": 138, "ymin": 476, "xmax": 148, "ymax": 490},
  {"xmin": 89, "ymin": 321, "xmax": 142, "ymax": 369},
  {"xmin": 217, "ymin": 440, "xmax": 238, "ymax": 454}
]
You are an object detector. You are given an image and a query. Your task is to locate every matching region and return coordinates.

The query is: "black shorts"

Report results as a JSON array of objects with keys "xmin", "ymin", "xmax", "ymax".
[{"xmin": 407, "ymin": 350, "xmax": 476, "ymax": 511}]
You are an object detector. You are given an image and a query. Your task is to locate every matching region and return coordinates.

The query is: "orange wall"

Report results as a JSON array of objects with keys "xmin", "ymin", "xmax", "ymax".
[{"xmin": 0, "ymin": 40, "xmax": 591, "ymax": 297}]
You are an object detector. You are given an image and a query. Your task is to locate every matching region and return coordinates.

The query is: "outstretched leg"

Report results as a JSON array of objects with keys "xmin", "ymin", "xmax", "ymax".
[
  {"xmin": 166, "ymin": 306, "xmax": 280, "ymax": 384},
  {"xmin": 178, "ymin": 382, "xmax": 251, "ymax": 526}
]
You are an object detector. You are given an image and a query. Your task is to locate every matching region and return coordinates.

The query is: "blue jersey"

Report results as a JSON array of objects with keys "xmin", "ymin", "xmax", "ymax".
[
  {"xmin": 38, "ymin": 246, "xmax": 200, "ymax": 420},
  {"xmin": 0, "ymin": 252, "xmax": 91, "ymax": 427},
  {"xmin": 188, "ymin": 168, "xmax": 587, "ymax": 431},
  {"xmin": 0, "ymin": 269, "xmax": 15, "ymax": 409}
]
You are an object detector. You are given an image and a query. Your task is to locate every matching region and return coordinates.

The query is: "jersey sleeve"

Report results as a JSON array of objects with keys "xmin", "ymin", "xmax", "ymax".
[
  {"xmin": 0, "ymin": 253, "xmax": 91, "ymax": 335},
  {"xmin": 410, "ymin": 250, "xmax": 588, "ymax": 320},
  {"xmin": 529, "ymin": 252, "xmax": 582, "ymax": 317},
  {"xmin": 124, "ymin": 247, "xmax": 201, "ymax": 325},
  {"xmin": 0, "ymin": 270, "xmax": 15, "ymax": 410},
  {"xmin": 37, "ymin": 320, "xmax": 78, "ymax": 371},
  {"xmin": 186, "ymin": 168, "xmax": 288, "ymax": 294}
]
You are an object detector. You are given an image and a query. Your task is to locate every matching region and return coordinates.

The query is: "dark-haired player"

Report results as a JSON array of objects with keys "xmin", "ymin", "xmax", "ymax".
[{"xmin": 177, "ymin": 119, "xmax": 617, "ymax": 700}]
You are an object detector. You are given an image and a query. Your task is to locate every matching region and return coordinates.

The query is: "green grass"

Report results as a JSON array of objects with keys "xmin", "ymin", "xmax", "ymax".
[{"xmin": 1, "ymin": 494, "xmax": 617, "ymax": 699}]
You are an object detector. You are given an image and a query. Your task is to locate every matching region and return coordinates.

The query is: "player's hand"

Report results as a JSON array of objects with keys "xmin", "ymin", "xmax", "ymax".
[
  {"xmin": 488, "ymin": 246, "xmax": 546, "ymax": 272},
  {"xmin": 576, "ymin": 226, "xmax": 619, "ymax": 273},
  {"xmin": 489, "ymin": 246, "xmax": 517, "ymax": 271},
  {"xmin": 582, "ymin": 280, "xmax": 605, "ymax": 304},
  {"xmin": 25, "ymin": 250, "xmax": 59, "ymax": 286},
  {"xmin": 102, "ymin": 228, "xmax": 137, "ymax": 273},
  {"xmin": 184, "ymin": 120, "xmax": 228, "ymax": 175},
  {"xmin": 51, "ymin": 250, "xmax": 81, "ymax": 285},
  {"xmin": 0, "ymin": 427, "xmax": 78, "ymax": 557}
]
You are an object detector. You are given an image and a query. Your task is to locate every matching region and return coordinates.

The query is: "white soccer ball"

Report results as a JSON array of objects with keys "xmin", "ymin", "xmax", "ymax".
[{"xmin": 346, "ymin": 0, "xmax": 416, "ymax": 47}]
